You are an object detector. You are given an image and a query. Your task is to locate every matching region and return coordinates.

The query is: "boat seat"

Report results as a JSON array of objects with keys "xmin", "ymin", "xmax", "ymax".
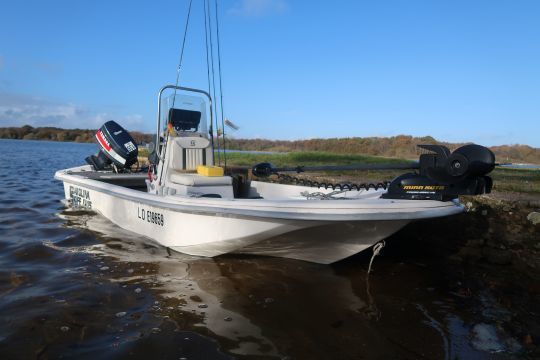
[
  {"xmin": 169, "ymin": 173, "xmax": 232, "ymax": 186},
  {"xmin": 169, "ymin": 136, "xmax": 213, "ymax": 171}
]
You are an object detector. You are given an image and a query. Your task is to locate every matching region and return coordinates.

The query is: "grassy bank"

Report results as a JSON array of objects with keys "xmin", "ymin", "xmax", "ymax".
[
  {"xmin": 221, "ymin": 151, "xmax": 409, "ymax": 167},
  {"xmin": 490, "ymin": 167, "xmax": 540, "ymax": 194}
]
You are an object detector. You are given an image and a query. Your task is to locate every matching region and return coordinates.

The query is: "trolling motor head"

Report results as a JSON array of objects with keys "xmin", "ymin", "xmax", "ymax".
[
  {"xmin": 252, "ymin": 162, "xmax": 276, "ymax": 178},
  {"xmin": 382, "ymin": 144, "xmax": 495, "ymax": 201}
]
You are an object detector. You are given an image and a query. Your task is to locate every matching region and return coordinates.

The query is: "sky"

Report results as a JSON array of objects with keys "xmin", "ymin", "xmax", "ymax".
[{"xmin": 0, "ymin": 0, "xmax": 539, "ymax": 146}]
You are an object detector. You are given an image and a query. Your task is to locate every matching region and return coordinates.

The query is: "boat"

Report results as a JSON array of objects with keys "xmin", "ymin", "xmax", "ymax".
[
  {"xmin": 55, "ymin": 2, "xmax": 495, "ymax": 264},
  {"xmin": 55, "ymin": 84, "xmax": 496, "ymax": 264}
]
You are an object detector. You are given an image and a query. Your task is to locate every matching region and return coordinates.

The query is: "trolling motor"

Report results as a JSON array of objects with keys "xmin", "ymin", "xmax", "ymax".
[
  {"xmin": 86, "ymin": 120, "xmax": 139, "ymax": 172},
  {"xmin": 251, "ymin": 144, "xmax": 495, "ymax": 201},
  {"xmin": 382, "ymin": 144, "xmax": 495, "ymax": 201}
]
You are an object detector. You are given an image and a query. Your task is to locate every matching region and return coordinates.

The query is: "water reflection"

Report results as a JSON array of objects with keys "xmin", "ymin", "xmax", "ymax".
[{"xmin": 49, "ymin": 208, "xmax": 469, "ymax": 359}]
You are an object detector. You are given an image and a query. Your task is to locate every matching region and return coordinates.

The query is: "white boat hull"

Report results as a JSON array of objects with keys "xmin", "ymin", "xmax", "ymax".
[{"xmin": 56, "ymin": 166, "xmax": 463, "ymax": 263}]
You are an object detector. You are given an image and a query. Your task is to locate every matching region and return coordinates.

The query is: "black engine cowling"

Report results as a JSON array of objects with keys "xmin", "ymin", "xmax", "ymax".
[
  {"xmin": 86, "ymin": 121, "xmax": 138, "ymax": 171},
  {"xmin": 382, "ymin": 144, "xmax": 495, "ymax": 201}
]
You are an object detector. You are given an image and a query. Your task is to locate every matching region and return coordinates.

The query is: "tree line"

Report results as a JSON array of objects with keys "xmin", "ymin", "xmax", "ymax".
[
  {"xmin": 225, "ymin": 136, "xmax": 540, "ymax": 164},
  {"xmin": 1, "ymin": 125, "xmax": 539, "ymax": 164},
  {"xmin": 0, "ymin": 125, "xmax": 153, "ymax": 144}
]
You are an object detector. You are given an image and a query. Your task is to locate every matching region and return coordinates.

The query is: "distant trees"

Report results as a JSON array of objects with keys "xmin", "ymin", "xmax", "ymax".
[
  {"xmin": 1, "ymin": 125, "xmax": 539, "ymax": 164},
  {"xmin": 129, "ymin": 131, "xmax": 153, "ymax": 145},
  {"xmin": 490, "ymin": 145, "xmax": 540, "ymax": 164},
  {"xmin": 224, "ymin": 136, "xmax": 540, "ymax": 164},
  {"xmin": 224, "ymin": 135, "xmax": 449, "ymax": 159},
  {"xmin": 0, "ymin": 125, "xmax": 153, "ymax": 144}
]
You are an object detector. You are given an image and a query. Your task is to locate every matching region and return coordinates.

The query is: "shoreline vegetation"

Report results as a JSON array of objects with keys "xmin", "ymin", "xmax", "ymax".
[{"xmin": 1, "ymin": 125, "xmax": 539, "ymax": 165}]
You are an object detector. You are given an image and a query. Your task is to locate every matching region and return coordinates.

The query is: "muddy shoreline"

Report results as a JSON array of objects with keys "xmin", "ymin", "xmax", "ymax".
[{"xmin": 385, "ymin": 192, "xmax": 540, "ymax": 358}]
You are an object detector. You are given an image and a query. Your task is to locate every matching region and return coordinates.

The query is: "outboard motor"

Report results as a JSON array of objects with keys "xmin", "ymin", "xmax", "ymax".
[
  {"xmin": 86, "ymin": 120, "xmax": 138, "ymax": 171},
  {"xmin": 383, "ymin": 144, "xmax": 495, "ymax": 201}
]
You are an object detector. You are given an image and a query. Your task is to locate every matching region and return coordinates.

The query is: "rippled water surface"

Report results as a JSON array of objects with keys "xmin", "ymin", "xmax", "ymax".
[{"xmin": 0, "ymin": 139, "xmax": 528, "ymax": 359}]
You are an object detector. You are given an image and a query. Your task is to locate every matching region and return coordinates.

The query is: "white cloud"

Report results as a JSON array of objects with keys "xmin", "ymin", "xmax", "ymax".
[
  {"xmin": 0, "ymin": 92, "xmax": 144, "ymax": 130},
  {"xmin": 229, "ymin": 0, "xmax": 289, "ymax": 17},
  {"xmin": 89, "ymin": 112, "xmax": 144, "ymax": 130}
]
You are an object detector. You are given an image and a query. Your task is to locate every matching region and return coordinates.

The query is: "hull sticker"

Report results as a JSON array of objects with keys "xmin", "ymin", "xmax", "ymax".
[
  {"xmin": 137, "ymin": 206, "xmax": 164, "ymax": 226},
  {"xmin": 69, "ymin": 185, "xmax": 92, "ymax": 209}
]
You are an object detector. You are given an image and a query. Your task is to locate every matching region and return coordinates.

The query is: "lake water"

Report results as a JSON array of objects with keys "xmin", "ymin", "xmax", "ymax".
[
  {"xmin": 499, "ymin": 164, "xmax": 540, "ymax": 170},
  {"xmin": 0, "ymin": 139, "xmax": 525, "ymax": 359}
]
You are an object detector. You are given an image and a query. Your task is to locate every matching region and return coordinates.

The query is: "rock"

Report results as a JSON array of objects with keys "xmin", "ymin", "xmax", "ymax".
[
  {"xmin": 506, "ymin": 337, "xmax": 523, "ymax": 353},
  {"xmin": 527, "ymin": 212, "xmax": 540, "ymax": 225},
  {"xmin": 448, "ymin": 254, "xmax": 463, "ymax": 263},
  {"xmin": 471, "ymin": 323, "xmax": 505, "ymax": 352},
  {"xmin": 482, "ymin": 247, "xmax": 512, "ymax": 265},
  {"xmin": 458, "ymin": 247, "xmax": 483, "ymax": 261},
  {"xmin": 466, "ymin": 238, "xmax": 485, "ymax": 248}
]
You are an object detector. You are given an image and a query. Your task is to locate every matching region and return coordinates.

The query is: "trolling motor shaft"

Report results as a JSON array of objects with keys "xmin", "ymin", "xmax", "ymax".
[
  {"xmin": 252, "ymin": 144, "xmax": 495, "ymax": 201},
  {"xmin": 252, "ymin": 162, "xmax": 418, "ymax": 176}
]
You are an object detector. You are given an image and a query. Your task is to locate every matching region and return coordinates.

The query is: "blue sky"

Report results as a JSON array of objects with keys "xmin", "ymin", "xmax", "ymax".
[{"xmin": 0, "ymin": 0, "xmax": 539, "ymax": 146}]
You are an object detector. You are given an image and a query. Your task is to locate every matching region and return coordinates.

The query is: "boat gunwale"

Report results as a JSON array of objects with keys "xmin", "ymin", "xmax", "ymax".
[{"xmin": 55, "ymin": 167, "xmax": 464, "ymax": 222}]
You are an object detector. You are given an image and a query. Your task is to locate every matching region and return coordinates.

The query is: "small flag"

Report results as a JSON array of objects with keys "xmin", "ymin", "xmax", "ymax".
[{"xmin": 224, "ymin": 119, "xmax": 239, "ymax": 131}]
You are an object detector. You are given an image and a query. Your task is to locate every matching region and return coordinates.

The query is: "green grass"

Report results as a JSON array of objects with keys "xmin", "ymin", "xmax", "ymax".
[
  {"xmin": 221, "ymin": 151, "xmax": 410, "ymax": 167},
  {"xmin": 491, "ymin": 167, "xmax": 540, "ymax": 194},
  {"xmin": 218, "ymin": 151, "xmax": 414, "ymax": 184}
]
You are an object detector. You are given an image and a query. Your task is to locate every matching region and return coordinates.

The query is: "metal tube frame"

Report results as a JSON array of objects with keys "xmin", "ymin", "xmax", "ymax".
[{"xmin": 155, "ymin": 85, "xmax": 213, "ymax": 160}]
